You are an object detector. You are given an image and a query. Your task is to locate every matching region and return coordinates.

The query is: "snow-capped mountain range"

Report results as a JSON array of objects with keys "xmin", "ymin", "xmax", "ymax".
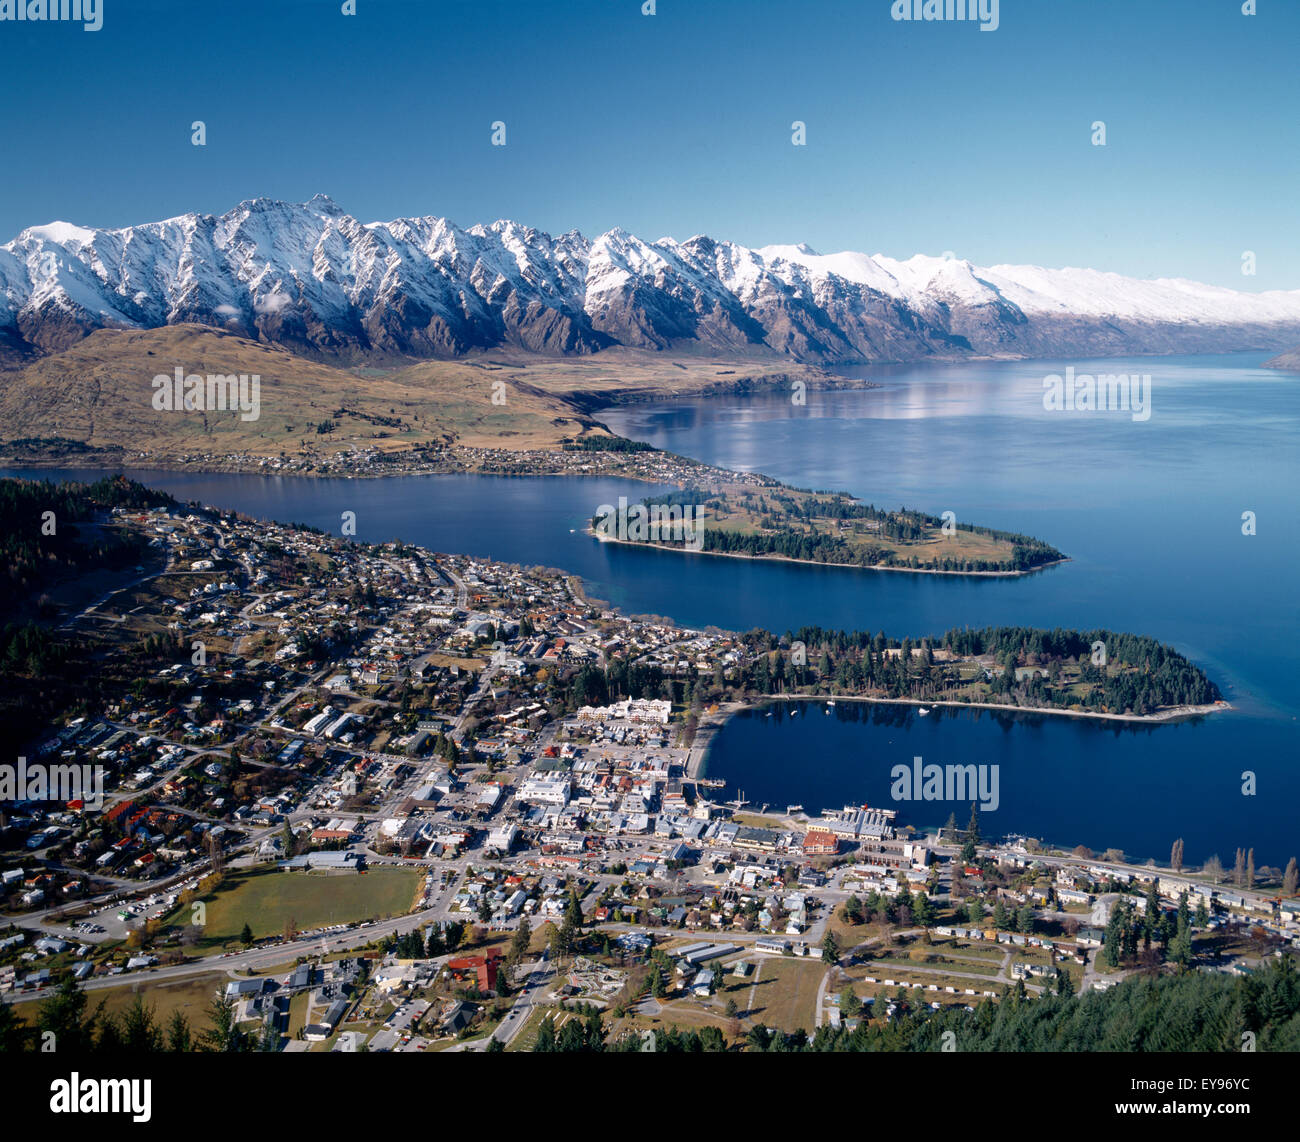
[{"xmin": 3, "ymin": 194, "xmax": 1299, "ymax": 365}]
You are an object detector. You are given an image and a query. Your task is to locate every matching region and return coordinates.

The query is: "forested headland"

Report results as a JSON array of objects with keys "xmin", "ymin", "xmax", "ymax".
[
  {"xmin": 555, "ymin": 624, "xmax": 1221, "ymax": 720},
  {"xmin": 604, "ymin": 487, "xmax": 1066, "ymax": 574}
]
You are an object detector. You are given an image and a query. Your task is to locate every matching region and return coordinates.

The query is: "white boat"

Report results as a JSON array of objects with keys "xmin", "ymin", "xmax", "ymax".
[
  {"xmin": 918, "ymin": 707, "xmax": 931, "ymax": 716},
  {"xmin": 826, "ymin": 700, "xmax": 836, "ymax": 707}
]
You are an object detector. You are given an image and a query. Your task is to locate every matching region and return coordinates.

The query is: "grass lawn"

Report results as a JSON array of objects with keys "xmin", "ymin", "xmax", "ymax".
[
  {"xmin": 924, "ymin": 938, "xmax": 1006, "ymax": 960},
  {"xmin": 504, "ymin": 1004, "xmax": 561, "ymax": 1052},
  {"xmin": 285, "ymin": 991, "xmax": 310, "ymax": 1039},
  {"xmin": 824, "ymin": 915, "xmax": 869, "ymax": 950},
  {"xmin": 731, "ymin": 813, "xmax": 785, "ymax": 829},
  {"xmin": 13, "ymin": 972, "xmax": 228, "ymax": 1032},
  {"xmin": 742, "ymin": 957, "xmax": 824, "ymax": 1032},
  {"xmin": 1006, "ymin": 946, "xmax": 1056, "ymax": 966},
  {"xmin": 854, "ymin": 969, "xmax": 999, "ymax": 998},
  {"xmin": 824, "ymin": 914, "xmax": 900, "ymax": 952},
  {"xmin": 165, "ymin": 866, "xmax": 423, "ymax": 950},
  {"xmin": 866, "ymin": 953, "xmax": 1002, "ymax": 977}
]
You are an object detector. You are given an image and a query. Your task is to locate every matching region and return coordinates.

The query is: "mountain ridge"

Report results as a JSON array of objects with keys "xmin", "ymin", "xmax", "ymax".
[
  {"xmin": 4, "ymin": 195, "xmax": 1300, "ymax": 367},
  {"xmin": 1263, "ymin": 344, "xmax": 1300, "ymax": 370}
]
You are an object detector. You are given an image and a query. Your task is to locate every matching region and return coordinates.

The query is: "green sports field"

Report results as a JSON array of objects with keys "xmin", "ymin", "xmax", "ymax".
[{"xmin": 168, "ymin": 866, "xmax": 423, "ymax": 950}]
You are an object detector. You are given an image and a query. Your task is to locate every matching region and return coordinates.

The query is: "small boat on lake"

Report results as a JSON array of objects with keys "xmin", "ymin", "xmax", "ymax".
[{"xmin": 918, "ymin": 707, "xmax": 931, "ymax": 716}]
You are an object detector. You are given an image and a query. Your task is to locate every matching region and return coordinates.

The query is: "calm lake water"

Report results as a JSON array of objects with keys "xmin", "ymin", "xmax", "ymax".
[
  {"xmin": 10, "ymin": 352, "xmax": 1298, "ymax": 864},
  {"xmin": 703, "ymin": 699, "xmax": 1296, "ymax": 868},
  {"xmin": 601, "ymin": 351, "xmax": 1299, "ymax": 865}
]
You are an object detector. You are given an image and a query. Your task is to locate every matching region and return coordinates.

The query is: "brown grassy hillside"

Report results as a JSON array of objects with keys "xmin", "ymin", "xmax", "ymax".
[
  {"xmin": 0, "ymin": 325, "xmax": 610, "ymax": 459},
  {"xmin": 0, "ymin": 327, "xmax": 839, "ymax": 464}
]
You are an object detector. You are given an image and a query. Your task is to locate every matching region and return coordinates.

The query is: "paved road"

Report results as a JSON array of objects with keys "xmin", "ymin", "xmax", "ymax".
[
  {"xmin": 481, "ymin": 950, "xmax": 553, "ymax": 1050},
  {"xmin": 8, "ymin": 916, "xmax": 406, "ymax": 1005}
]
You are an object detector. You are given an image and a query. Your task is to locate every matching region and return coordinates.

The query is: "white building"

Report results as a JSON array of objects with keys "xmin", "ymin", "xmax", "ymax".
[
  {"xmin": 487, "ymin": 824, "xmax": 519, "ymax": 853},
  {"xmin": 518, "ymin": 776, "xmax": 571, "ymax": 806},
  {"xmin": 323, "ymin": 712, "xmax": 356, "ymax": 740},
  {"xmin": 576, "ymin": 698, "xmax": 671, "ymax": 725},
  {"xmin": 303, "ymin": 707, "xmax": 335, "ymax": 736}
]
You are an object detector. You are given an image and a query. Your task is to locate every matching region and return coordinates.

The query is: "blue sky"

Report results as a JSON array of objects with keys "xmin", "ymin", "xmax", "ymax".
[{"xmin": 0, "ymin": 0, "xmax": 1296, "ymax": 288}]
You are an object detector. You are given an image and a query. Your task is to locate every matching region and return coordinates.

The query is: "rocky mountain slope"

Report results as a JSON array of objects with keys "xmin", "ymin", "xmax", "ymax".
[
  {"xmin": 1263, "ymin": 345, "xmax": 1300, "ymax": 370},
  {"xmin": 3, "ymin": 195, "xmax": 1300, "ymax": 366}
]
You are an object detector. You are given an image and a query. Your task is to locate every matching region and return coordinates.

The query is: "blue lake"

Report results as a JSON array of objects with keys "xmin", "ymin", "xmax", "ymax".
[{"xmin": 10, "ymin": 351, "xmax": 1298, "ymax": 865}]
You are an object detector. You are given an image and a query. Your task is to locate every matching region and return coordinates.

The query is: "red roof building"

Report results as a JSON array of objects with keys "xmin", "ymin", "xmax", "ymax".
[
  {"xmin": 803, "ymin": 829, "xmax": 839, "ymax": 856},
  {"xmin": 445, "ymin": 954, "xmax": 503, "ymax": 993}
]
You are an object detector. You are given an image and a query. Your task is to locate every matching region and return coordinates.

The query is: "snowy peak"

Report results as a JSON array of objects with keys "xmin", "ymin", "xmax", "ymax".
[{"xmin": 3, "ymin": 197, "xmax": 1299, "ymax": 364}]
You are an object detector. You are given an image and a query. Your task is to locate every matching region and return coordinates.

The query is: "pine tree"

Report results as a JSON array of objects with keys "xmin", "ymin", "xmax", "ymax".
[
  {"xmin": 552, "ymin": 916, "xmax": 575, "ymax": 962},
  {"xmin": 509, "ymin": 918, "xmax": 531, "ymax": 965},
  {"xmin": 1143, "ymin": 879, "xmax": 1161, "ymax": 937},
  {"xmin": 200, "ymin": 993, "xmax": 248, "ymax": 1053},
  {"xmin": 96, "ymin": 1013, "xmax": 124, "ymax": 1052},
  {"xmin": 840, "ymin": 986, "xmax": 862, "ymax": 1018},
  {"xmin": 821, "ymin": 932, "xmax": 840, "ymax": 965},
  {"xmin": 426, "ymin": 926, "xmax": 444, "ymax": 957},
  {"xmin": 122, "ymin": 995, "xmax": 162, "ymax": 1052},
  {"xmin": 1170, "ymin": 916, "xmax": 1193, "ymax": 969},
  {"xmin": 1122, "ymin": 914, "xmax": 1140, "ymax": 961},
  {"xmin": 258, "ymin": 1020, "xmax": 280, "ymax": 1052},
  {"xmin": 565, "ymin": 889, "xmax": 584, "ymax": 930},
  {"xmin": 1284, "ymin": 858, "xmax": 1298, "ymax": 898},
  {"xmin": 533, "ymin": 1014, "xmax": 557, "ymax": 1052},
  {"xmin": 165, "ymin": 1010, "xmax": 191, "ymax": 1053},
  {"xmin": 1103, "ymin": 903, "xmax": 1125, "ymax": 969},
  {"xmin": 37, "ymin": 975, "xmax": 96, "ymax": 1052},
  {"xmin": 843, "ymin": 895, "xmax": 863, "ymax": 925},
  {"xmin": 912, "ymin": 891, "xmax": 933, "ymax": 926}
]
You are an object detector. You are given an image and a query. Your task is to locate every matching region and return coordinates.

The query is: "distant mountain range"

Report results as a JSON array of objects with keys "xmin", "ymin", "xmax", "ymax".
[
  {"xmin": 1264, "ymin": 345, "xmax": 1300, "ymax": 370},
  {"xmin": 3, "ymin": 195, "xmax": 1300, "ymax": 367}
]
